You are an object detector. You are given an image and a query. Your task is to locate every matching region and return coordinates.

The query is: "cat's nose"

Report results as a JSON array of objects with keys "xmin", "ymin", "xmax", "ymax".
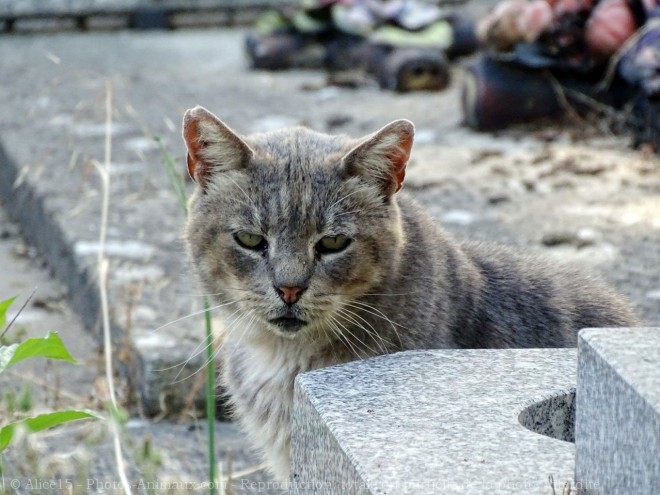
[{"xmin": 276, "ymin": 285, "xmax": 306, "ymax": 305}]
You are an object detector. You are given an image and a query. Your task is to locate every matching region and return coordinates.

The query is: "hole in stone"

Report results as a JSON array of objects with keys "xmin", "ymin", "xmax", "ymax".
[{"xmin": 518, "ymin": 389, "xmax": 575, "ymax": 443}]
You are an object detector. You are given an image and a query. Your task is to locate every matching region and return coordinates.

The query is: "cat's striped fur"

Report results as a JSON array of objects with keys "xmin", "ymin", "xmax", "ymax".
[{"xmin": 182, "ymin": 106, "xmax": 636, "ymax": 480}]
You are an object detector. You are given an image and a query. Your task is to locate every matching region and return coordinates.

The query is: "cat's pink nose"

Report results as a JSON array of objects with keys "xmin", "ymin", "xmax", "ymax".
[{"xmin": 276, "ymin": 285, "xmax": 305, "ymax": 305}]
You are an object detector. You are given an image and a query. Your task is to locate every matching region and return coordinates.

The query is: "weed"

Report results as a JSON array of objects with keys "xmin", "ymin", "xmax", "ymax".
[
  {"xmin": 0, "ymin": 294, "xmax": 101, "ymax": 495},
  {"xmin": 157, "ymin": 134, "xmax": 220, "ymax": 495},
  {"xmin": 135, "ymin": 435, "xmax": 163, "ymax": 495}
]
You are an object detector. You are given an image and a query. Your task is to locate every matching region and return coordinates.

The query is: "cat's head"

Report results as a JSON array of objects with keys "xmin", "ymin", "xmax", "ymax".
[{"xmin": 182, "ymin": 106, "xmax": 414, "ymax": 342}]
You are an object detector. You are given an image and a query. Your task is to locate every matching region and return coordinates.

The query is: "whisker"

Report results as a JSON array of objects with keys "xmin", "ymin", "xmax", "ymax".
[
  {"xmin": 329, "ymin": 314, "xmax": 380, "ymax": 357},
  {"xmin": 354, "ymin": 292, "xmax": 415, "ymax": 297},
  {"xmin": 343, "ymin": 301, "xmax": 405, "ymax": 349},
  {"xmin": 154, "ymin": 334, "xmax": 212, "ymax": 373},
  {"xmin": 326, "ymin": 316, "xmax": 364, "ymax": 361},
  {"xmin": 336, "ymin": 307, "xmax": 392, "ymax": 355},
  {"xmin": 342, "ymin": 308, "xmax": 393, "ymax": 354},
  {"xmin": 151, "ymin": 297, "xmax": 245, "ymax": 333},
  {"xmin": 176, "ymin": 287, "xmax": 254, "ymax": 298},
  {"xmin": 172, "ymin": 307, "xmax": 255, "ymax": 384},
  {"xmin": 317, "ymin": 321, "xmax": 340, "ymax": 363},
  {"xmin": 345, "ymin": 301, "xmax": 412, "ymax": 333},
  {"xmin": 208, "ymin": 309, "xmax": 255, "ymax": 366},
  {"xmin": 327, "ymin": 187, "xmax": 372, "ymax": 211},
  {"xmin": 218, "ymin": 309, "xmax": 257, "ymax": 362},
  {"xmin": 224, "ymin": 309, "xmax": 259, "ymax": 366},
  {"xmin": 316, "ymin": 291, "xmax": 415, "ymax": 298},
  {"xmin": 332, "ymin": 209, "xmax": 362, "ymax": 218},
  {"xmin": 344, "ymin": 307, "xmax": 394, "ymax": 354},
  {"xmin": 325, "ymin": 317, "xmax": 354, "ymax": 358},
  {"xmin": 216, "ymin": 306, "xmax": 254, "ymax": 356},
  {"xmin": 167, "ymin": 304, "xmax": 246, "ymax": 382}
]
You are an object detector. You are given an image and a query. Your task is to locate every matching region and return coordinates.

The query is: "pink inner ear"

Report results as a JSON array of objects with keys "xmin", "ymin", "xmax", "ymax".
[
  {"xmin": 186, "ymin": 153, "xmax": 197, "ymax": 183},
  {"xmin": 392, "ymin": 132, "xmax": 413, "ymax": 192},
  {"xmin": 183, "ymin": 118, "xmax": 207, "ymax": 186}
]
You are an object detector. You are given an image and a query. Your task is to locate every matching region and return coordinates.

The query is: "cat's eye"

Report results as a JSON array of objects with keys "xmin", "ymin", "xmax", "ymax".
[
  {"xmin": 234, "ymin": 232, "xmax": 267, "ymax": 251},
  {"xmin": 317, "ymin": 235, "xmax": 351, "ymax": 255}
]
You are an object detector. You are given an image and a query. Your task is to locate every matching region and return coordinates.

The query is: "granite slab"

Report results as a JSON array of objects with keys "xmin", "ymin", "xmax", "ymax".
[
  {"xmin": 292, "ymin": 348, "xmax": 577, "ymax": 495},
  {"xmin": 575, "ymin": 327, "xmax": 660, "ymax": 495}
]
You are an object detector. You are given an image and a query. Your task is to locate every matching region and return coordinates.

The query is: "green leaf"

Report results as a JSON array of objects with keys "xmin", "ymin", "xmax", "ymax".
[
  {"xmin": 0, "ymin": 332, "xmax": 77, "ymax": 372},
  {"xmin": 0, "ymin": 343, "xmax": 18, "ymax": 372},
  {"xmin": 108, "ymin": 403, "xmax": 129, "ymax": 425},
  {"xmin": 0, "ymin": 296, "xmax": 17, "ymax": 329},
  {"xmin": 0, "ymin": 409, "xmax": 102, "ymax": 451}
]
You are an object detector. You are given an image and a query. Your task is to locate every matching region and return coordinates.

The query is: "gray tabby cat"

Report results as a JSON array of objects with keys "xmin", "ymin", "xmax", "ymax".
[{"xmin": 182, "ymin": 106, "xmax": 636, "ymax": 480}]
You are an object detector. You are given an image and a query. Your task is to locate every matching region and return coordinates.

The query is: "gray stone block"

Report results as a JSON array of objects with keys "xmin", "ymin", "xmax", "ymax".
[
  {"xmin": 292, "ymin": 349, "xmax": 577, "ymax": 495},
  {"xmin": 575, "ymin": 327, "xmax": 660, "ymax": 495}
]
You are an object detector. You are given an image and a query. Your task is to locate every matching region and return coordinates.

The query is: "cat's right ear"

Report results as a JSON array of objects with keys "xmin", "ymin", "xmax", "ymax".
[
  {"xmin": 341, "ymin": 119, "xmax": 414, "ymax": 197},
  {"xmin": 182, "ymin": 106, "xmax": 253, "ymax": 188}
]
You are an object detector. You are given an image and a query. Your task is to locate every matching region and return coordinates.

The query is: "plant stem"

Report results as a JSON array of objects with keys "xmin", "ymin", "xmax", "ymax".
[
  {"xmin": 0, "ymin": 288, "xmax": 36, "ymax": 339},
  {"xmin": 97, "ymin": 79, "xmax": 133, "ymax": 495},
  {"xmin": 204, "ymin": 297, "xmax": 218, "ymax": 495},
  {"xmin": 156, "ymin": 130, "xmax": 218, "ymax": 494}
]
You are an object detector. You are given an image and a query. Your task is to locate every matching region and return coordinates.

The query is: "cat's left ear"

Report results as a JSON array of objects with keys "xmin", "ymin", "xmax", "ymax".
[
  {"xmin": 342, "ymin": 119, "xmax": 414, "ymax": 196},
  {"xmin": 182, "ymin": 106, "xmax": 254, "ymax": 188}
]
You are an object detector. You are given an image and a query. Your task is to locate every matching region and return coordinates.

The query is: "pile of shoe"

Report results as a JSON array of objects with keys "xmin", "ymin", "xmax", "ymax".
[
  {"xmin": 245, "ymin": 0, "xmax": 478, "ymax": 92},
  {"xmin": 463, "ymin": 0, "xmax": 659, "ymax": 151}
]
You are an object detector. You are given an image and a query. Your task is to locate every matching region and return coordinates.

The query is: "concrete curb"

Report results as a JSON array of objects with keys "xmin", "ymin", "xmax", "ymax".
[
  {"xmin": 292, "ymin": 329, "xmax": 660, "ymax": 494},
  {"xmin": 292, "ymin": 349, "xmax": 577, "ymax": 494},
  {"xmin": 0, "ymin": 142, "xmax": 100, "ymax": 331},
  {"xmin": 0, "ymin": 139, "xmax": 146, "ymax": 402},
  {"xmin": 576, "ymin": 327, "xmax": 660, "ymax": 494},
  {"xmin": 0, "ymin": 0, "xmax": 293, "ymax": 32}
]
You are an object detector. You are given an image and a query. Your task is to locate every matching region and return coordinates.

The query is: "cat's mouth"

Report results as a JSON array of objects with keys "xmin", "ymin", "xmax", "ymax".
[{"xmin": 269, "ymin": 316, "xmax": 308, "ymax": 332}]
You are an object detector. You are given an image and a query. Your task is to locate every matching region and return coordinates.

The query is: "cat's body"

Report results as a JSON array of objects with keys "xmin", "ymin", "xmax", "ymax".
[{"xmin": 182, "ymin": 106, "xmax": 636, "ymax": 480}]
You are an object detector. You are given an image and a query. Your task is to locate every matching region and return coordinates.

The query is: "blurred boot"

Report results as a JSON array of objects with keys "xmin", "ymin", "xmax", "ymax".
[
  {"xmin": 372, "ymin": 46, "xmax": 450, "ymax": 92},
  {"xmin": 245, "ymin": 32, "xmax": 326, "ymax": 70},
  {"xmin": 462, "ymin": 56, "xmax": 564, "ymax": 130}
]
